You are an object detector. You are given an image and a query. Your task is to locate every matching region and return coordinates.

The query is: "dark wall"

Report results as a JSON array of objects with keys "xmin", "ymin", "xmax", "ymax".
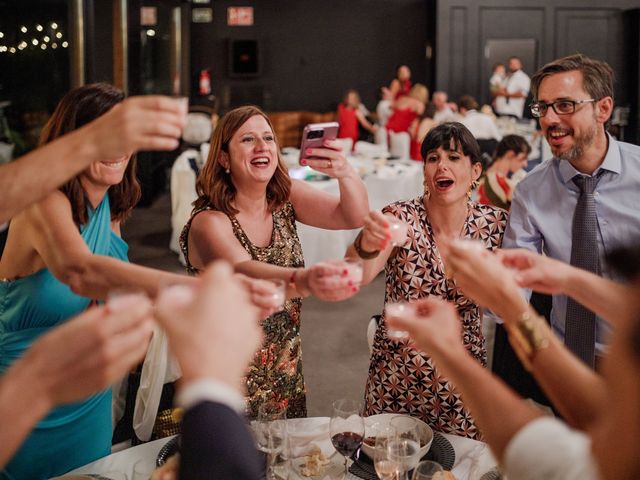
[
  {"xmin": 190, "ymin": 0, "xmax": 429, "ymax": 112},
  {"xmin": 435, "ymin": 0, "xmax": 640, "ymax": 108}
]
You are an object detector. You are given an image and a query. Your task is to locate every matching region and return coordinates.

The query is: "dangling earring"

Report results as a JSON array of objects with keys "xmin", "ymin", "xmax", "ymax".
[
  {"xmin": 424, "ymin": 185, "xmax": 431, "ymax": 200},
  {"xmin": 467, "ymin": 180, "xmax": 479, "ymax": 200},
  {"xmin": 225, "ymin": 167, "xmax": 230, "ymax": 174}
]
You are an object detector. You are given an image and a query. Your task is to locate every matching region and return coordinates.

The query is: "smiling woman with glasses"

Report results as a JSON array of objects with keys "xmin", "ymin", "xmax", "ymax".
[{"xmin": 529, "ymin": 98, "xmax": 596, "ymax": 118}]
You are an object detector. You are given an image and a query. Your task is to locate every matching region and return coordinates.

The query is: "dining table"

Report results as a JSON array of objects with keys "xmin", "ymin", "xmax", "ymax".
[{"xmin": 62, "ymin": 416, "xmax": 497, "ymax": 480}]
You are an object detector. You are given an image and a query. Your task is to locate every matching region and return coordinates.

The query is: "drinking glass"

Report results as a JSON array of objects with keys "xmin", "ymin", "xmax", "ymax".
[
  {"xmin": 329, "ymin": 399, "xmax": 364, "ymax": 478},
  {"xmin": 268, "ymin": 279, "xmax": 287, "ymax": 311},
  {"xmin": 343, "ymin": 258, "xmax": 363, "ymax": 286},
  {"xmin": 387, "ymin": 216, "xmax": 410, "ymax": 247},
  {"xmin": 255, "ymin": 401, "xmax": 288, "ymax": 479},
  {"xmin": 385, "ymin": 302, "xmax": 415, "ymax": 340},
  {"xmin": 389, "ymin": 416, "xmax": 422, "ymax": 480},
  {"xmin": 411, "ymin": 460, "xmax": 444, "ymax": 480},
  {"xmin": 373, "ymin": 426, "xmax": 401, "ymax": 480}
]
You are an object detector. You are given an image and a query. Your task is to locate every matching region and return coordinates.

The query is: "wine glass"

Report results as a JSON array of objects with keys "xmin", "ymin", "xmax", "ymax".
[
  {"xmin": 389, "ymin": 416, "xmax": 422, "ymax": 480},
  {"xmin": 412, "ymin": 460, "xmax": 444, "ymax": 480},
  {"xmin": 329, "ymin": 399, "xmax": 364, "ymax": 478},
  {"xmin": 267, "ymin": 279, "xmax": 287, "ymax": 311},
  {"xmin": 385, "ymin": 302, "xmax": 416, "ymax": 341},
  {"xmin": 343, "ymin": 258, "xmax": 364, "ymax": 286},
  {"xmin": 255, "ymin": 401, "xmax": 288, "ymax": 479},
  {"xmin": 373, "ymin": 426, "xmax": 401, "ymax": 480}
]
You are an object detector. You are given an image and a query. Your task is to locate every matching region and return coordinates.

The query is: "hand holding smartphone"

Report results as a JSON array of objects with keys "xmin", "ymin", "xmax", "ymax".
[{"xmin": 299, "ymin": 122, "xmax": 339, "ymax": 165}]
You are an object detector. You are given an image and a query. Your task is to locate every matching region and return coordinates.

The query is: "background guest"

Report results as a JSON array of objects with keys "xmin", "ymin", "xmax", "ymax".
[
  {"xmin": 494, "ymin": 56, "xmax": 531, "ymax": 119},
  {"xmin": 457, "ymin": 95, "xmax": 502, "ymax": 142},
  {"xmin": 337, "ymin": 89, "xmax": 378, "ymax": 147},
  {"xmin": 489, "ymin": 62, "xmax": 506, "ymax": 106},
  {"xmin": 477, "ymin": 134, "xmax": 530, "ymax": 210},
  {"xmin": 181, "ymin": 105, "xmax": 368, "ymax": 419},
  {"xmin": 386, "ymin": 84, "xmax": 429, "ymax": 160},
  {"xmin": 347, "ymin": 122, "xmax": 507, "ymax": 439},
  {"xmin": 432, "ymin": 91, "xmax": 458, "ymax": 123}
]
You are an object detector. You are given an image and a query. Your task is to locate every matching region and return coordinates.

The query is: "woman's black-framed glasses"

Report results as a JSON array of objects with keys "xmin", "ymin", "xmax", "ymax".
[{"xmin": 529, "ymin": 99, "xmax": 596, "ymax": 118}]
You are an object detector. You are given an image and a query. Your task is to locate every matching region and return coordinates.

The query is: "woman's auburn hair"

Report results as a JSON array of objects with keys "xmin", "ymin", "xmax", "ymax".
[
  {"xmin": 39, "ymin": 82, "xmax": 140, "ymax": 226},
  {"xmin": 194, "ymin": 105, "xmax": 291, "ymax": 216}
]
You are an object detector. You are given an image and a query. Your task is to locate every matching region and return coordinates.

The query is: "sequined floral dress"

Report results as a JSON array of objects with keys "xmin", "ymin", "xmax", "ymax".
[
  {"xmin": 180, "ymin": 201, "xmax": 307, "ymax": 419},
  {"xmin": 364, "ymin": 196, "xmax": 508, "ymax": 439}
]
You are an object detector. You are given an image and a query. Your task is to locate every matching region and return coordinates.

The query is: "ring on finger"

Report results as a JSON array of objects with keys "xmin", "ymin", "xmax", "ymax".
[{"xmin": 326, "ymin": 160, "xmax": 332, "ymax": 168}]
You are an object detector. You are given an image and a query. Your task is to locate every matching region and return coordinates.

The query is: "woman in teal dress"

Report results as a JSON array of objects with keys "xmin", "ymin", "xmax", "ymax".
[{"xmin": 0, "ymin": 84, "xmax": 194, "ymax": 480}]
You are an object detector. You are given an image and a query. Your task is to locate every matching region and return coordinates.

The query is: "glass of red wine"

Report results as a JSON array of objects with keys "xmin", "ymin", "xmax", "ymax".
[{"xmin": 329, "ymin": 399, "xmax": 365, "ymax": 478}]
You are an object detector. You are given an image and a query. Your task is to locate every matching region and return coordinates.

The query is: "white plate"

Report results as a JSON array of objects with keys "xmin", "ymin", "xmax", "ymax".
[{"xmin": 361, "ymin": 413, "xmax": 433, "ymax": 460}]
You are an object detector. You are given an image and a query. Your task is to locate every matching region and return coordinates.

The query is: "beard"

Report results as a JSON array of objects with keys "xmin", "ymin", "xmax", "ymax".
[{"xmin": 549, "ymin": 119, "xmax": 598, "ymax": 162}]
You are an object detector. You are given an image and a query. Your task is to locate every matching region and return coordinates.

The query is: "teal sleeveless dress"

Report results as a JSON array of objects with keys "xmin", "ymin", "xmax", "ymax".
[{"xmin": 0, "ymin": 196, "xmax": 129, "ymax": 480}]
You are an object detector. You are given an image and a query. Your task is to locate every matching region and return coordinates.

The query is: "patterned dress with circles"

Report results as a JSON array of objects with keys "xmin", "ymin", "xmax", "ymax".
[
  {"xmin": 364, "ymin": 196, "xmax": 508, "ymax": 439},
  {"xmin": 180, "ymin": 201, "xmax": 307, "ymax": 419}
]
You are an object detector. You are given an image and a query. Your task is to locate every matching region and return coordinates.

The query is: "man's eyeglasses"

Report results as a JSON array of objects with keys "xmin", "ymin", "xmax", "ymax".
[{"xmin": 529, "ymin": 99, "xmax": 596, "ymax": 118}]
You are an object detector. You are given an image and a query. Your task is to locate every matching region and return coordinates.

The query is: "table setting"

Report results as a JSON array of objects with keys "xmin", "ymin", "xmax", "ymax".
[{"xmin": 61, "ymin": 410, "xmax": 497, "ymax": 480}]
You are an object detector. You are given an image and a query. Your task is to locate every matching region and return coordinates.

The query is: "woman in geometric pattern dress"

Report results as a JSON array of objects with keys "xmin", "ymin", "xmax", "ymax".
[{"xmin": 348, "ymin": 123, "xmax": 508, "ymax": 439}]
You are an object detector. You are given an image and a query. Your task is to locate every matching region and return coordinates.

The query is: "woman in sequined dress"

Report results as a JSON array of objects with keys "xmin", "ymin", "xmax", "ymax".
[
  {"xmin": 180, "ymin": 105, "xmax": 369, "ymax": 418},
  {"xmin": 347, "ymin": 123, "xmax": 508, "ymax": 439}
]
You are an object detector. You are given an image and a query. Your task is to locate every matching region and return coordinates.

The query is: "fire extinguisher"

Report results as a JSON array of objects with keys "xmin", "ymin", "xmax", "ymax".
[{"xmin": 199, "ymin": 69, "xmax": 211, "ymax": 96}]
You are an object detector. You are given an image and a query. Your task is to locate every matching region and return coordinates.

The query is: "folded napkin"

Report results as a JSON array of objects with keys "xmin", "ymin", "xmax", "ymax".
[{"xmin": 287, "ymin": 417, "xmax": 335, "ymax": 459}]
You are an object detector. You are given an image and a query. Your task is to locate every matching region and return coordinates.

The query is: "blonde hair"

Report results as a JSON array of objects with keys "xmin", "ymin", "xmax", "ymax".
[
  {"xmin": 408, "ymin": 83, "xmax": 429, "ymax": 104},
  {"xmin": 194, "ymin": 105, "xmax": 291, "ymax": 216}
]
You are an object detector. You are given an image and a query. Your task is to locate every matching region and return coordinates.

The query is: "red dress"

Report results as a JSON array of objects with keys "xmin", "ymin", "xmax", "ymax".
[
  {"xmin": 386, "ymin": 108, "xmax": 417, "ymax": 134},
  {"xmin": 395, "ymin": 79, "xmax": 412, "ymax": 99},
  {"xmin": 337, "ymin": 103, "xmax": 359, "ymax": 146}
]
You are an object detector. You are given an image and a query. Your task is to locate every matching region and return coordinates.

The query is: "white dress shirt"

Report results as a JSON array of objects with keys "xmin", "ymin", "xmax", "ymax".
[
  {"xmin": 495, "ymin": 69, "xmax": 531, "ymax": 118},
  {"xmin": 459, "ymin": 110, "xmax": 502, "ymax": 140}
]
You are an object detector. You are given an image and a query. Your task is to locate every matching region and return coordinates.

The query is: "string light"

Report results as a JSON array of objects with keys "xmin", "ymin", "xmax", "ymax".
[
  {"xmin": 0, "ymin": 32, "xmax": 4, "ymax": 39},
  {"xmin": 32, "ymin": 38, "xmax": 39, "ymax": 46},
  {"xmin": 20, "ymin": 26, "xmax": 27, "ymax": 33},
  {"xmin": 146, "ymin": 29, "xmax": 156, "ymax": 37},
  {"xmin": 41, "ymin": 44, "xmax": 47, "ymax": 50},
  {"xmin": 44, "ymin": 36, "xmax": 50, "ymax": 42},
  {"xmin": 52, "ymin": 43, "xmax": 58, "ymax": 49},
  {"xmin": 9, "ymin": 47, "xmax": 16, "ymax": 53},
  {"xmin": 62, "ymin": 41, "xmax": 68, "ymax": 48},
  {"xmin": 36, "ymin": 24, "xmax": 43, "ymax": 32},
  {"xmin": 51, "ymin": 22, "xmax": 58, "ymax": 29},
  {"xmin": 55, "ymin": 32, "xmax": 62, "ymax": 39}
]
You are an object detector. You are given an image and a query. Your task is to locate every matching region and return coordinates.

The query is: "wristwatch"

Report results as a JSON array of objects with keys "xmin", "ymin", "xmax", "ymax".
[{"xmin": 354, "ymin": 231, "xmax": 380, "ymax": 259}]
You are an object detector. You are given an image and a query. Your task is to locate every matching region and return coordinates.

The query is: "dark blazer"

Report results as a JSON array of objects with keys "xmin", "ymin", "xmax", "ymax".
[{"xmin": 180, "ymin": 401, "xmax": 263, "ymax": 480}]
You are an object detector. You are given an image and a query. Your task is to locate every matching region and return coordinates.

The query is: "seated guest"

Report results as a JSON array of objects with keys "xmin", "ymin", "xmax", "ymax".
[
  {"xmin": 458, "ymin": 95, "xmax": 502, "ymax": 142},
  {"xmin": 389, "ymin": 240, "xmax": 640, "ymax": 480},
  {"xmin": 432, "ymin": 91, "xmax": 458, "ymax": 123},
  {"xmin": 0, "ymin": 84, "xmax": 197, "ymax": 479},
  {"xmin": 337, "ymin": 89, "xmax": 378, "ymax": 147},
  {"xmin": 478, "ymin": 134, "xmax": 531, "ymax": 210},
  {"xmin": 181, "ymin": 105, "xmax": 368, "ymax": 419},
  {"xmin": 346, "ymin": 123, "xmax": 507, "ymax": 439},
  {"xmin": 386, "ymin": 84, "xmax": 429, "ymax": 160}
]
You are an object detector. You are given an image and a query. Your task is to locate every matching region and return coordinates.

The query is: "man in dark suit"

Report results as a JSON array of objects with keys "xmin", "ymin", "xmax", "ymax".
[{"xmin": 156, "ymin": 261, "xmax": 265, "ymax": 480}]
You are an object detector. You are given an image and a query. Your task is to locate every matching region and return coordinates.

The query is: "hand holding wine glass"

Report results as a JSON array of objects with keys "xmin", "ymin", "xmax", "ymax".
[{"xmin": 330, "ymin": 399, "xmax": 364, "ymax": 478}]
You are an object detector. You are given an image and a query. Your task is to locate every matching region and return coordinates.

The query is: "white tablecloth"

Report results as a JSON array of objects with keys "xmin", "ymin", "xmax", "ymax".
[
  {"xmin": 65, "ymin": 416, "xmax": 496, "ymax": 480},
  {"xmin": 296, "ymin": 160, "xmax": 424, "ymax": 266}
]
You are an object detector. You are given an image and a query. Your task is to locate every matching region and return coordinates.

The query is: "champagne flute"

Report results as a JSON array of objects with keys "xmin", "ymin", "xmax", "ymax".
[
  {"xmin": 329, "ymin": 399, "xmax": 364, "ymax": 478},
  {"xmin": 389, "ymin": 416, "xmax": 422, "ymax": 480},
  {"xmin": 255, "ymin": 401, "xmax": 288, "ymax": 480},
  {"xmin": 412, "ymin": 460, "xmax": 444, "ymax": 480},
  {"xmin": 373, "ymin": 426, "xmax": 401, "ymax": 480}
]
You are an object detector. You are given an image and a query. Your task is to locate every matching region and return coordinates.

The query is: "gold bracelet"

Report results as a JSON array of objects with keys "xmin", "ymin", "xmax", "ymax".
[
  {"xmin": 506, "ymin": 310, "xmax": 550, "ymax": 371},
  {"xmin": 354, "ymin": 231, "xmax": 380, "ymax": 259}
]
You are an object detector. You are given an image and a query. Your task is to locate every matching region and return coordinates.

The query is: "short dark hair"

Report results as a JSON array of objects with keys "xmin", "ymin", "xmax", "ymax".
[
  {"xmin": 420, "ymin": 122, "xmax": 482, "ymax": 165},
  {"xmin": 458, "ymin": 95, "xmax": 479, "ymax": 111},
  {"xmin": 39, "ymin": 83, "xmax": 140, "ymax": 226},
  {"xmin": 495, "ymin": 134, "xmax": 531, "ymax": 159},
  {"xmin": 531, "ymin": 54, "xmax": 614, "ymax": 101}
]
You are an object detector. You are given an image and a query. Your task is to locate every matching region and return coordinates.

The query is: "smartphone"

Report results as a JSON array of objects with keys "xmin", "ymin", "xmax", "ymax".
[{"xmin": 299, "ymin": 122, "xmax": 339, "ymax": 164}]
